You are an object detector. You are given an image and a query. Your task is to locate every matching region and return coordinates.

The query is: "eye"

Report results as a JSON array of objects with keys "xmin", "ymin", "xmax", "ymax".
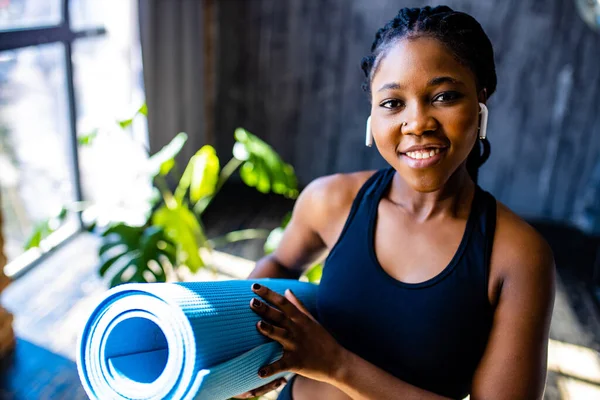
[
  {"xmin": 380, "ymin": 99, "xmax": 404, "ymax": 109},
  {"xmin": 433, "ymin": 91, "xmax": 463, "ymax": 103}
]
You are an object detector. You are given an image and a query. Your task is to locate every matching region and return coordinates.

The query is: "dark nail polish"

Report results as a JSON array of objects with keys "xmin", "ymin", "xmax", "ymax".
[
  {"xmin": 252, "ymin": 283, "xmax": 262, "ymax": 291},
  {"xmin": 258, "ymin": 321, "xmax": 266, "ymax": 329},
  {"xmin": 252, "ymin": 298, "xmax": 262, "ymax": 308},
  {"xmin": 258, "ymin": 368, "xmax": 267, "ymax": 377}
]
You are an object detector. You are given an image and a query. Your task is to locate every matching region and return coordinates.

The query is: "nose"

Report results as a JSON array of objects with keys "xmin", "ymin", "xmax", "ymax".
[{"xmin": 402, "ymin": 102, "xmax": 438, "ymax": 136}]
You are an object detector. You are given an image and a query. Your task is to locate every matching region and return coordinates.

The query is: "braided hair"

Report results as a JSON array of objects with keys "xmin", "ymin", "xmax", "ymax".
[{"xmin": 361, "ymin": 6, "xmax": 496, "ymax": 184}]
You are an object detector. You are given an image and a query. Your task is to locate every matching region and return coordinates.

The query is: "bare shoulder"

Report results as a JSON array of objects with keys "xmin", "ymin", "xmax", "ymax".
[
  {"xmin": 302, "ymin": 170, "xmax": 376, "ymax": 209},
  {"xmin": 294, "ymin": 170, "xmax": 377, "ymax": 245},
  {"xmin": 490, "ymin": 200, "xmax": 556, "ymax": 299}
]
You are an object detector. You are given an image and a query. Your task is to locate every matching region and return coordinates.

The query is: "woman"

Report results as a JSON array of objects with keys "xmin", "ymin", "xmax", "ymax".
[{"xmin": 236, "ymin": 5, "xmax": 555, "ymax": 400}]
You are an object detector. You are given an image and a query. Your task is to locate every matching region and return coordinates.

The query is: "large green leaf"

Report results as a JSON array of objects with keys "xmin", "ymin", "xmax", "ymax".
[
  {"xmin": 99, "ymin": 224, "xmax": 176, "ymax": 287},
  {"xmin": 152, "ymin": 202, "xmax": 206, "ymax": 273},
  {"xmin": 234, "ymin": 128, "xmax": 298, "ymax": 199},
  {"xmin": 190, "ymin": 146, "xmax": 220, "ymax": 203},
  {"xmin": 176, "ymin": 145, "xmax": 220, "ymax": 203},
  {"xmin": 147, "ymin": 132, "xmax": 188, "ymax": 178}
]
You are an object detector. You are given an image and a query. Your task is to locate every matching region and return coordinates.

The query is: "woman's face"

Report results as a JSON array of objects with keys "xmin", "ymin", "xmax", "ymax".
[{"xmin": 370, "ymin": 36, "xmax": 482, "ymax": 192}]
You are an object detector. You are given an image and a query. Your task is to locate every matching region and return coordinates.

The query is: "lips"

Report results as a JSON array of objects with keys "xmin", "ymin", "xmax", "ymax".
[
  {"xmin": 400, "ymin": 144, "xmax": 448, "ymax": 153},
  {"xmin": 399, "ymin": 147, "xmax": 447, "ymax": 169}
]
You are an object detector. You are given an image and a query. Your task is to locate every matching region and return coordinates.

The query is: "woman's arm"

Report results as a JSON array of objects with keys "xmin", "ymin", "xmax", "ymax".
[
  {"xmin": 248, "ymin": 173, "xmax": 367, "ymax": 280},
  {"xmin": 248, "ymin": 254, "xmax": 304, "ymax": 280},
  {"xmin": 247, "ymin": 177, "xmax": 331, "ymax": 280},
  {"xmin": 235, "ymin": 174, "xmax": 361, "ymax": 399},
  {"xmin": 469, "ymin": 207, "xmax": 555, "ymax": 399}
]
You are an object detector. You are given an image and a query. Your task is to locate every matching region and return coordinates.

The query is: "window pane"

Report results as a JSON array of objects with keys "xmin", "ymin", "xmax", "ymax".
[
  {"xmin": 0, "ymin": 43, "xmax": 78, "ymax": 262},
  {"xmin": 70, "ymin": 0, "xmax": 128, "ymax": 31},
  {"xmin": 0, "ymin": 0, "xmax": 61, "ymax": 31},
  {"xmin": 73, "ymin": 1, "xmax": 149, "ymax": 226}
]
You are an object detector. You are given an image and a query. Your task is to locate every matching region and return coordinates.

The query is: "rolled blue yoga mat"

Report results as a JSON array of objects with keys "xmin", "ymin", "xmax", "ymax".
[{"xmin": 77, "ymin": 279, "xmax": 318, "ymax": 400}]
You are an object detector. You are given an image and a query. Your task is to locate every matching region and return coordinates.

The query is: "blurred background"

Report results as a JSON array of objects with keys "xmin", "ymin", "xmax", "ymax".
[{"xmin": 0, "ymin": 0, "xmax": 599, "ymax": 399}]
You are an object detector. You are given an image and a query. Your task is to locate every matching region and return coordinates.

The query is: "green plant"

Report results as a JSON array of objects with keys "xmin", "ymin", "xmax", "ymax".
[
  {"xmin": 26, "ymin": 104, "xmax": 300, "ymax": 287},
  {"xmin": 100, "ymin": 127, "xmax": 300, "ymax": 286}
]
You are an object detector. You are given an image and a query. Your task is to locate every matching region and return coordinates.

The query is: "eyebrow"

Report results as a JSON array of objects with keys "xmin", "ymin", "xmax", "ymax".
[{"xmin": 377, "ymin": 76, "xmax": 464, "ymax": 92}]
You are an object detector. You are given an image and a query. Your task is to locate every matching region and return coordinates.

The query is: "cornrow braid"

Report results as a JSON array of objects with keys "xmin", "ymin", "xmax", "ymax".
[{"xmin": 360, "ymin": 6, "xmax": 497, "ymax": 183}]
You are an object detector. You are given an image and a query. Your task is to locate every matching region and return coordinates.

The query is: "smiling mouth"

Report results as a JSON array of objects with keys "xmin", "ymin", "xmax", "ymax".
[
  {"xmin": 398, "ymin": 147, "xmax": 448, "ymax": 169},
  {"xmin": 402, "ymin": 148, "xmax": 443, "ymax": 160}
]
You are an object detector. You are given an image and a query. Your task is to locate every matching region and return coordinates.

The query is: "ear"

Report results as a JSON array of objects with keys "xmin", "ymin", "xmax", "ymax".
[{"xmin": 478, "ymin": 88, "xmax": 488, "ymax": 105}]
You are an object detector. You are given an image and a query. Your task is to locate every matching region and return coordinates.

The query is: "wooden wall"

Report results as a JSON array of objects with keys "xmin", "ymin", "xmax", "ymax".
[
  {"xmin": 212, "ymin": 0, "xmax": 600, "ymax": 222},
  {"xmin": 0, "ymin": 192, "xmax": 15, "ymax": 358},
  {"xmin": 0, "ymin": 193, "xmax": 6, "ymax": 274}
]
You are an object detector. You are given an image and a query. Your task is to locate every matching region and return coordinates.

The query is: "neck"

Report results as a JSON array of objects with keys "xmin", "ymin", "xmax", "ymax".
[{"xmin": 387, "ymin": 165, "xmax": 475, "ymax": 222}]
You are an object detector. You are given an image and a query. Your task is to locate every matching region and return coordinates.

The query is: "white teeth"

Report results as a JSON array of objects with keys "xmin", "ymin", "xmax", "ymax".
[{"xmin": 405, "ymin": 148, "xmax": 442, "ymax": 160}]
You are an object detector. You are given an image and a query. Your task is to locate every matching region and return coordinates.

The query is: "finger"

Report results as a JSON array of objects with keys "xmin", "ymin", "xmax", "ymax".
[
  {"xmin": 233, "ymin": 378, "xmax": 287, "ymax": 398},
  {"xmin": 232, "ymin": 392, "xmax": 255, "ymax": 399},
  {"xmin": 250, "ymin": 298, "xmax": 289, "ymax": 327},
  {"xmin": 257, "ymin": 320, "xmax": 295, "ymax": 348},
  {"xmin": 285, "ymin": 289, "xmax": 315, "ymax": 321},
  {"xmin": 252, "ymin": 283, "xmax": 300, "ymax": 318},
  {"xmin": 259, "ymin": 357, "xmax": 292, "ymax": 379},
  {"xmin": 249, "ymin": 377, "xmax": 287, "ymax": 397}
]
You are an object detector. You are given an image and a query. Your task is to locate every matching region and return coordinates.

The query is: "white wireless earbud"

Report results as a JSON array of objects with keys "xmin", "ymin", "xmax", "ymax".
[
  {"xmin": 365, "ymin": 115, "xmax": 373, "ymax": 147},
  {"xmin": 478, "ymin": 103, "xmax": 489, "ymax": 140}
]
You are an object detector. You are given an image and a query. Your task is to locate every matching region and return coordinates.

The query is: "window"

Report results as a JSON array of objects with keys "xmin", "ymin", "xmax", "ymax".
[
  {"xmin": 0, "ymin": 0, "xmax": 62, "ymax": 30},
  {"xmin": 0, "ymin": 0, "xmax": 145, "ymax": 277}
]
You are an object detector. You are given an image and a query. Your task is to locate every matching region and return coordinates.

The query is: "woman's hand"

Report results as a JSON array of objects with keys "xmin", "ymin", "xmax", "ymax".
[
  {"xmin": 249, "ymin": 283, "xmax": 346, "ymax": 384},
  {"xmin": 231, "ymin": 377, "xmax": 287, "ymax": 399}
]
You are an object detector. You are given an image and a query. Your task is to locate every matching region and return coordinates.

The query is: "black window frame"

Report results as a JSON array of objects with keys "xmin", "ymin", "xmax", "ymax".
[{"xmin": 0, "ymin": 0, "xmax": 106, "ymax": 278}]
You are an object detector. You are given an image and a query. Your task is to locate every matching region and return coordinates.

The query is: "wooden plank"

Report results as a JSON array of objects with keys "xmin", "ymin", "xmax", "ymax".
[
  {"xmin": 0, "ymin": 192, "xmax": 10, "ymax": 293},
  {"xmin": 0, "ymin": 192, "xmax": 15, "ymax": 361},
  {"xmin": 345, "ymin": 1, "xmax": 391, "ymax": 173},
  {"xmin": 214, "ymin": 0, "xmax": 249, "ymax": 159},
  {"xmin": 289, "ymin": 0, "xmax": 321, "ymax": 183},
  {"xmin": 203, "ymin": 0, "xmax": 217, "ymax": 146}
]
